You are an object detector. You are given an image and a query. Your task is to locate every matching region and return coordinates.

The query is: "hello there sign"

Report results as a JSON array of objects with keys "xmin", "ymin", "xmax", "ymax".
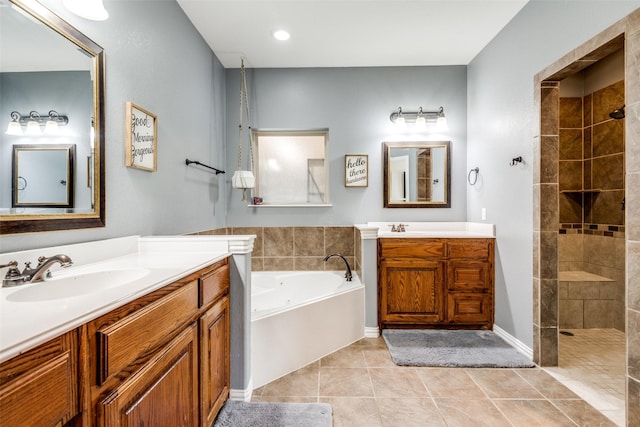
[
  {"xmin": 125, "ymin": 102, "xmax": 157, "ymax": 171},
  {"xmin": 345, "ymin": 154, "xmax": 368, "ymax": 187}
]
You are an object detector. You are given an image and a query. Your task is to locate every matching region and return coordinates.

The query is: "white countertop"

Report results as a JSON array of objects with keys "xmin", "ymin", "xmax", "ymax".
[
  {"xmin": 0, "ymin": 235, "xmax": 254, "ymax": 363},
  {"xmin": 361, "ymin": 222, "xmax": 496, "ymax": 238}
]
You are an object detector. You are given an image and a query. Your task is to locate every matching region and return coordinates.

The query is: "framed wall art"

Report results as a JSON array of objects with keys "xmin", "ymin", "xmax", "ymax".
[
  {"xmin": 125, "ymin": 101, "xmax": 157, "ymax": 171},
  {"xmin": 345, "ymin": 154, "xmax": 368, "ymax": 187}
]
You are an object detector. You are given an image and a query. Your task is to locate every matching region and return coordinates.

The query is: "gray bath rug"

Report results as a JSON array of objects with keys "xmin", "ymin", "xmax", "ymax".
[
  {"xmin": 382, "ymin": 329, "xmax": 535, "ymax": 368},
  {"xmin": 213, "ymin": 400, "xmax": 332, "ymax": 427}
]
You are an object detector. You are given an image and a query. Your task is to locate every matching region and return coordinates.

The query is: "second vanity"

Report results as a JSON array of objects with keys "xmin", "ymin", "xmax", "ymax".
[
  {"xmin": 368, "ymin": 222, "xmax": 496, "ymax": 330},
  {"xmin": 0, "ymin": 235, "xmax": 254, "ymax": 427}
]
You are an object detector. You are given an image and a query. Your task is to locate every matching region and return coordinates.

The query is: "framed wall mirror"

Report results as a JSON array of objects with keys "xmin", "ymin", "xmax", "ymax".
[
  {"xmin": 0, "ymin": 0, "xmax": 105, "ymax": 234},
  {"xmin": 383, "ymin": 141, "xmax": 451, "ymax": 208},
  {"xmin": 12, "ymin": 144, "xmax": 75, "ymax": 208}
]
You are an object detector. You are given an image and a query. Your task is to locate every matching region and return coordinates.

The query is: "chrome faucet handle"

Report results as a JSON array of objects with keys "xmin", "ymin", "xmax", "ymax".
[
  {"xmin": 398, "ymin": 223, "xmax": 407, "ymax": 232},
  {"xmin": 390, "ymin": 224, "xmax": 398, "ymax": 232},
  {"xmin": 1, "ymin": 261, "xmax": 28, "ymax": 287}
]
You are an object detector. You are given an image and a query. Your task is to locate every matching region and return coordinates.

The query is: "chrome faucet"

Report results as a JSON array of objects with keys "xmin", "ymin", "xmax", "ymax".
[
  {"xmin": 389, "ymin": 223, "xmax": 407, "ymax": 232},
  {"xmin": 323, "ymin": 253, "xmax": 352, "ymax": 281},
  {"xmin": 1, "ymin": 254, "xmax": 73, "ymax": 287}
]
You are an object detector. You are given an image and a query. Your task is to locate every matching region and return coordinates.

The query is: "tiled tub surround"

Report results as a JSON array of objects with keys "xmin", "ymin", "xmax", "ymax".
[
  {"xmin": 198, "ymin": 226, "xmax": 357, "ymax": 273},
  {"xmin": 534, "ymin": 9, "xmax": 640, "ymax": 425}
]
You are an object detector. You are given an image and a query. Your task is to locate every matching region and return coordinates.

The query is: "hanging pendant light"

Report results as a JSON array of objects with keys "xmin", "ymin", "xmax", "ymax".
[
  {"xmin": 63, "ymin": 0, "xmax": 109, "ymax": 21},
  {"xmin": 232, "ymin": 58, "xmax": 256, "ymax": 201}
]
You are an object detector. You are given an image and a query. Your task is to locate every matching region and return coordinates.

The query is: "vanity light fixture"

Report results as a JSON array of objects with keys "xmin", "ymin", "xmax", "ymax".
[
  {"xmin": 63, "ymin": 0, "xmax": 109, "ymax": 21},
  {"xmin": 390, "ymin": 106, "xmax": 448, "ymax": 132},
  {"xmin": 5, "ymin": 110, "xmax": 69, "ymax": 136}
]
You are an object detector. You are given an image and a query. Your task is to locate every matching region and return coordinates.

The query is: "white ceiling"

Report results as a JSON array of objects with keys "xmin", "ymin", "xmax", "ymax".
[{"xmin": 176, "ymin": 0, "xmax": 529, "ymax": 69}]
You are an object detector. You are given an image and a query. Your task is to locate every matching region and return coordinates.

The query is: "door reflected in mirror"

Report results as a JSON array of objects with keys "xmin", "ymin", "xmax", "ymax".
[{"xmin": 383, "ymin": 141, "xmax": 451, "ymax": 208}]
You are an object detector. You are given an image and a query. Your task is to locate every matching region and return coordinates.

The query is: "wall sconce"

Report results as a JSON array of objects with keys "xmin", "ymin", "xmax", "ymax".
[
  {"xmin": 63, "ymin": 0, "xmax": 109, "ymax": 21},
  {"xmin": 390, "ymin": 106, "xmax": 448, "ymax": 132},
  {"xmin": 5, "ymin": 110, "xmax": 69, "ymax": 136}
]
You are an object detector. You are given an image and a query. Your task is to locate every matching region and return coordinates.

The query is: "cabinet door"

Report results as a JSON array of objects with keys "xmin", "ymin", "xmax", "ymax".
[
  {"xmin": 447, "ymin": 260, "xmax": 491, "ymax": 292},
  {"xmin": 0, "ymin": 331, "xmax": 78, "ymax": 427},
  {"xmin": 97, "ymin": 324, "xmax": 199, "ymax": 427},
  {"xmin": 447, "ymin": 293, "xmax": 493, "ymax": 325},
  {"xmin": 380, "ymin": 258, "xmax": 445, "ymax": 325},
  {"xmin": 200, "ymin": 296, "xmax": 230, "ymax": 426}
]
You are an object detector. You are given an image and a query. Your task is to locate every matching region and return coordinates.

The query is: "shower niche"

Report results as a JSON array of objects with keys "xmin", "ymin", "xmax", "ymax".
[{"xmin": 557, "ymin": 47, "xmax": 625, "ymax": 332}]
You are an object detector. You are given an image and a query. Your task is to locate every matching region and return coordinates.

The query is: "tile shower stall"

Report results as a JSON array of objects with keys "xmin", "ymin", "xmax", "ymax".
[{"xmin": 558, "ymin": 77, "xmax": 625, "ymax": 332}]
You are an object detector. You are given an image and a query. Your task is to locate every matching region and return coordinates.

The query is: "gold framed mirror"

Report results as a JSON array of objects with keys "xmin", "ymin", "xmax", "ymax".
[
  {"xmin": 12, "ymin": 144, "xmax": 75, "ymax": 208},
  {"xmin": 383, "ymin": 141, "xmax": 451, "ymax": 208},
  {"xmin": 0, "ymin": 0, "xmax": 105, "ymax": 234}
]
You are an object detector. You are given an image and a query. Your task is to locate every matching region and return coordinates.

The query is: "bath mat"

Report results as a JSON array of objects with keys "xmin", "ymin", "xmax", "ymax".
[
  {"xmin": 382, "ymin": 329, "xmax": 535, "ymax": 368},
  {"xmin": 213, "ymin": 400, "xmax": 332, "ymax": 427}
]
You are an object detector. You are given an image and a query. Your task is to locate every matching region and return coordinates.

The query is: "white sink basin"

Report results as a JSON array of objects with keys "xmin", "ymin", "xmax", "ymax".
[{"xmin": 6, "ymin": 268, "xmax": 150, "ymax": 302}]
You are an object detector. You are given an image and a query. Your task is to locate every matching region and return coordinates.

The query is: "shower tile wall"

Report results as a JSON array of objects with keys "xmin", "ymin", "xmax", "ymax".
[
  {"xmin": 558, "ymin": 80, "xmax": 625, "ymax": 332},
  {"xmin": 198, "ymin": 226, "xmax": 357, "ymax": 272}
]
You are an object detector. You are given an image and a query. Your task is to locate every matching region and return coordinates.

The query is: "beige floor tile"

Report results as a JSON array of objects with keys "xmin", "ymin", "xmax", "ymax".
[
  {"xmin": 376, "ymin": 397, "xmax": 446, "ymax": 427},
  {"xmin": 253, "ymin": 395, "xmax": 318, "ymax": 403},
  {"xmin": 467, "ymin": 368, "xmax": 545, "ymax": 399},
  {"xmin": 320, "ymin": 397, "xmax": 382, "ymax": 427},
  {"xmin": 552, "ymin": 399, "xmax": 618, "ymax": 426},
  {"xmin": 369, "ymin": 367, "xmax": 428, "ymax": 397},
  {"xmin": 362, "ymin": 347, "xmax": 397, "ymax": 368},
  {"xmin": 319, "ymin": 367, "xmax": 374, "ymax": 396},
  {"xmin": 434, "ymin": 398, "xmax": 512, "ymax": 427},
  {"xmin": 261, "ymin": 370, "xmax": 319, "ymax": 397},
  {"xmin": 320, "ymin": 345, "xmax": 367, "ymax": 368},
  {"xmin": 417, "ymin": 367, "xmax": 486, "ymax": 398},
  {"xmin": 515, "ymin": 368, "xmax": 580, "ymax": 399},
  {"xmin": 492, "ymin": 399, "xmax": 577, "ymax": 426}
]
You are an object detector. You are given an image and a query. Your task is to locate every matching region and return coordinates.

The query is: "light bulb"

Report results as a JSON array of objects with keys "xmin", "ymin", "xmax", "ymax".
[
  {"xmin": 6, "ymin": 121, "xmax": 23, "ymax": 136},
  {"xmin": 25, "ymin": 121, "xmax": 41, "ymax": 136},
  {"xmin": 63, "ymin": 0, "xmax": 109, "ymax": 21},
  {"xmin": 44, "ymin": 120, "xmax": 59, "ymax": 134},
  {"xmin": 435, "ymin": 116, "xmax": 448, "ymax": 132}
]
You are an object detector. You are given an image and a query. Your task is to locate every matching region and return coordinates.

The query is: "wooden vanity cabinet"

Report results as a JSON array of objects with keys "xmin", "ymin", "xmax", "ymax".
[
  {"xmin": 379, "ymin": 238, "xmax": 494, "ymax": 329},
  {"xmin": 85, "ymin": 258, "xmax": 230, "ymax": 427},
  {"xmin": 0, "ymin": 330, "xmax": 80, "ymax": 427}
]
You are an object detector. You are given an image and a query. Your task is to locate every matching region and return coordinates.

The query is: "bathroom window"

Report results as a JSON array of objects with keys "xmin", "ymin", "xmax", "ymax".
[{"xmin": 253, "ymin": 130, "xmax": 329, "ymax": 206}]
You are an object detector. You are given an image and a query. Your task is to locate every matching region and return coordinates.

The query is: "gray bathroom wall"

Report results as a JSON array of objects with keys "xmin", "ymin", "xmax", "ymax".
[
  {"xmin": 224, "ymin": 66, "xmax": 468, "ymax": 227},
  {"xmin": 467, "ymin": 0, "xmax": 640, "ymax": 347},
  {"xmin": 1, "ymin": 0, "xmax": 226, "ymax": 252}
]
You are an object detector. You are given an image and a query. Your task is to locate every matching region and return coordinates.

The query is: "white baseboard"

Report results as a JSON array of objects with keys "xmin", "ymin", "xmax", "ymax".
[
  {"xmin": 364, "ymin": 326, "xmax": 379, "ymax": 338},
  {"xmin": 493, "ymin": 324, "xmax": 534, "ymax": 360},
  {"xmin": 229, "ymin": 378, "xmax": 253, "ymax": 402}
]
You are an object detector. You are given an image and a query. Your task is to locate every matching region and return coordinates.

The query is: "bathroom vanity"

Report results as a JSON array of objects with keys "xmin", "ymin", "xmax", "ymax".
[
  {"xmin": 374, "ymin": 223, "xmax": 495, "ymax": 330},
  {"xmin": 0, "ymin": 236, "xmax": 252, "ymax": 427}
]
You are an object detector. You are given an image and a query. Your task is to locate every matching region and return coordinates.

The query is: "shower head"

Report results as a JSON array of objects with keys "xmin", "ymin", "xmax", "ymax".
[{"xmin": 609, "ymin": 105, "xmax": 625, "ymax": 120}]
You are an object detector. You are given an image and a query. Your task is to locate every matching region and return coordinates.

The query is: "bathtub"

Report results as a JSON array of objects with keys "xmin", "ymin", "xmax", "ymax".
[{"xmin": 251, "ymin": 271, "xmax": 365, "ymax": 388}]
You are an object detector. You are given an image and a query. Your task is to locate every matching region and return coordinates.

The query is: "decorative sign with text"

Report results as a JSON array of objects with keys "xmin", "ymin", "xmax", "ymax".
[
  {"xmin": 345, "ymin": 154, "xmax": 368, "ymax": 187},
  {"xmin": 125, "ymin": 102, "xmax": 157, "ymax": 171}
]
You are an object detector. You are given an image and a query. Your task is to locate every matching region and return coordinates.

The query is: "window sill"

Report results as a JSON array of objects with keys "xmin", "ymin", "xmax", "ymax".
[{"xmin": 248, "ymin": 204, "xmax": 333, "ymax": 208}]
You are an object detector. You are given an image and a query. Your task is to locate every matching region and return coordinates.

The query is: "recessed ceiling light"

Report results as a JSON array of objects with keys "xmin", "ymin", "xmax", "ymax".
[{"xmin": 273, "ymin": 30, "xmax": 290, "ymax": 41}]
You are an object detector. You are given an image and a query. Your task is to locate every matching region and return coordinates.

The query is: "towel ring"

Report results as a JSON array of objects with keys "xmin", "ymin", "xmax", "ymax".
[{"xmin": 467, "ymin": 167, "xmax": 479, "ymax": 186}]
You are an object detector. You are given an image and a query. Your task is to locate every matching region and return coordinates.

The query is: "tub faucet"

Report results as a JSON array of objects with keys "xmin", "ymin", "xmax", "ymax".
[
  {"xmin": 23, "ymin": 254, "xmax": 74, "ymax": 283},
  {"xmin": 323, "ymin": 253, "xmax": 352, "ymax": 281}
]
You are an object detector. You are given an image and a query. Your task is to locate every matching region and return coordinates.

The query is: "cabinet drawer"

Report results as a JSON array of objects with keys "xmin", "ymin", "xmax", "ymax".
[
  {"xmin": 448, "ymin": 239, "xmax": 493, "ymax": 259},
  {"xmin": 97, "ymin": 280, "xmax": 198, "ymax": 384},
  {"xmin": 448, "ymin": 260, "xmax": 491, "ymax": 292},
  {"xmin": 0, "ymin": 352, "xmax": 75, "ymax": 427},
  {"xmin": 447, "ymin": 293, "xmax": 492, "ymax": 325},
  {"xmin": 379, "ymin": 238, "xmax": 445, "ymax": 258},
  {"xmin": 200, "ymin": 259, "xmax": 230, "ymax": 307}
]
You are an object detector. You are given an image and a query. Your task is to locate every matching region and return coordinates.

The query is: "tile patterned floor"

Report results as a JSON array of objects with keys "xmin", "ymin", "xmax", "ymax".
[
  {"xmin": 545, "ymin": 328, "xmax": 626, "ymax": 426},
  {"xmin": 252, "ymin": 336, "xmax": 617, "ymax": 426}
]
